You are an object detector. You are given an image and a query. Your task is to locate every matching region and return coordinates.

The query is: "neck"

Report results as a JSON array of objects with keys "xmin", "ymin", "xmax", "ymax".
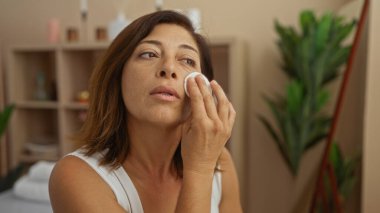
[{"xmin": 124, "ymin": 116, "xmax": 182, "ymax": 180}]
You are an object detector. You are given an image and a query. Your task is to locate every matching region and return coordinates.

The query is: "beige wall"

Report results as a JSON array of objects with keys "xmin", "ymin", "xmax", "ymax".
[
  {"xmin": 0, "ymin": 0, "xmax": 358, "ymax": 212},
  {"xmin": 362, "ymin": 0, "xmax": 380, "ymax": 212}
]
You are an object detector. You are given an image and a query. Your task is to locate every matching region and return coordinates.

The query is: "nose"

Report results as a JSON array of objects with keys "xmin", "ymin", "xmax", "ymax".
[
  {"xmin": 156, "ymin": 58, "xmax": 177, "ymax": 79},
  {"xmin": 158, "ymin": 70, "xmax": 177, "ymax": 79}
]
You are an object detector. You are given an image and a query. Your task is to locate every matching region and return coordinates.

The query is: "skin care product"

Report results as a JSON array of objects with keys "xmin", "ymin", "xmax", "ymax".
[{"xmin": 184, "ymin": 72, "xmax": 211, "ymax": 97}]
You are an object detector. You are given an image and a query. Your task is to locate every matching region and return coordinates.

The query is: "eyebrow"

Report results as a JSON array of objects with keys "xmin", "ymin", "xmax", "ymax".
[{"xmin": 139, "ymin": 40, "xmax": 199, "ymax": 54}]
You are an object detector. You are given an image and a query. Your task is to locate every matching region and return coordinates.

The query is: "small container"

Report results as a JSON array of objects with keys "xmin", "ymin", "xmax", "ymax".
[
  {"xmin": 48, "ymin": 18, "xmax": 60, "ymax": 43},
  {"xmin": 95, "ymin": 27, "xmax": 107, "ymax": 41},
  {"xmin": 67, "ymin": 27, "xmax": 79, "ymax": 42}
]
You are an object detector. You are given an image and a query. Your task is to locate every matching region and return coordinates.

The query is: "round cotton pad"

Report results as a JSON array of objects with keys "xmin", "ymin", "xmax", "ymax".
[{"xmin": 184, "ymin": 72, "xmax": 211, "ymax": 97}]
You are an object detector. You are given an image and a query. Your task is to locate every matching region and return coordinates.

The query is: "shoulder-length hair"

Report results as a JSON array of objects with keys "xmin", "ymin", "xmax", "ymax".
[{"xmin": 75, "ymin": 10, "xmax": 214, "ymax": 177}]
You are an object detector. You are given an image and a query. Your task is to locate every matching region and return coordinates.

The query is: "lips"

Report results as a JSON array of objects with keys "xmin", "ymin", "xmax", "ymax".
[{"xmin": 150, "ymin": 86, "xmax": 180, "ymax": 99}]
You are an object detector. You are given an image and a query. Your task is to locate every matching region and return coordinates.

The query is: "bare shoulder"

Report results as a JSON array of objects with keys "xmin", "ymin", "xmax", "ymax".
[
  {"xmin": 49, "ymin": 155, "xmax": 126, "ymax": 213},
  {"xmin": 218, "ymin": 148, "xmax": 243, "ymax": 213}
]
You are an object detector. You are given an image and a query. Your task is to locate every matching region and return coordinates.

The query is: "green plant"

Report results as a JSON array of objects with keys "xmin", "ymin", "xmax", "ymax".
[
  {"xmin": 315, "ymin": 142, "xmax": 360, "ymax": 212},
  {"xmin": 0, "ymin": 104, "xmax": 25, "ymax": 193},
  {"xmin": 0, "ymin": 105, "xmax": 14, "ymax": 137},
  {"xmin": 259, "ymin": 10, "xmax": 356, "ymax": 175}
]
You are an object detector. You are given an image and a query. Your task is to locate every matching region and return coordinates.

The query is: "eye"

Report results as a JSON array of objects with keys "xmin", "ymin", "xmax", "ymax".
[
  {"xmin": 183, "ymin": 58, "xmax": 196, "ymax": 67},
  {"xmin": 140, "ymin": 52, "xmax": 158, "ymax": 59}
]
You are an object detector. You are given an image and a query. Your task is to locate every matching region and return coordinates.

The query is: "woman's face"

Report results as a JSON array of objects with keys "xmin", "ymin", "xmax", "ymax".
[{"xmin": 122, "ymin": 24, "xmax": 201, "ymax": 127}]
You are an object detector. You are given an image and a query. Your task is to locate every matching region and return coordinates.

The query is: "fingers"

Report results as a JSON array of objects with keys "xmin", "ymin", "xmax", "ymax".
[
  {"xmin": 228, "ymin": 102, "xmax": 236, "ymax": 129},
  {"xmin": 210, "ymin": 80, "xmax": 230, "ymax": 125},
  {"xmin": 195, "ymin": 75, "xmax": 219, "ymax": 120},
  {"xmin": 210, "ymin": 81, "xmax": 235, "ymax": 135},
  {"xmin": 186, "ymin": 77, "xmax": 207, "ymax": 120},
  {"xmin": 187, "ymin": 75, "xmax": 236, "ymax": 130}
]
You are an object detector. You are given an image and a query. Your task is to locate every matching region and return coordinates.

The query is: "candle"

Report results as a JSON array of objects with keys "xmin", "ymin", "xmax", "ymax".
[{"xmin": 80, "ymin": 0, "xmax": 88, "ymax": 13}]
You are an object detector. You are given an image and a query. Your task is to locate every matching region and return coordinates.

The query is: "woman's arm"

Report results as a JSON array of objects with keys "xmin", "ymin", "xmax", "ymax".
[
  {"xmin": 219, "ymin": 148, "xmax": 243, "ymax": 213},
  {"xmin": 176, "ymin": 148, "xmax": 242, "ymax": 213},
  {"xmin": 176, "ymin": 167, "xmax": 215, "ymax": 212},
  {"xmin": 176, "ymin": 76, "xmax": 236, "ymax": 212},
  {"xmin": 49, "ymin": 156, "xmax": 127, "ymax": 213}
]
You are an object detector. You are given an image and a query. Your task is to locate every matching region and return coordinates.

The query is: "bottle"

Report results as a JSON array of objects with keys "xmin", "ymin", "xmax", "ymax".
[
  {"xmin": 186, "ymin": 8, "xmax": 202, "ymax": 33},
  {"xmin": 108, "ymin": 12, "xmax": 130, "ymax": 41},
  {"xmin": 48, "ymin": 18, "xmax": 60, "ymax": 43},
  {"xmin": 35, "ymin": 71, "xmax": 48, "ymax": 101}
]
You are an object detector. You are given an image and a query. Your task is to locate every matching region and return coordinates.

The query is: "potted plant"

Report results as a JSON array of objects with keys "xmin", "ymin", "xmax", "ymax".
[
  {"xmin": 259, "ymin": 10, "xmax": 356, "ymax": 175},
  {"xmin": 315, "ymin": 142, "xmax": 360, "ymax": 212}
]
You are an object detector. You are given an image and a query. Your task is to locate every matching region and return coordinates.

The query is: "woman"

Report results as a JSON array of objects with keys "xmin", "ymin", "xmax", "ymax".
[{"xmin": 49, "ymin": 10, "xmax": 242, "ymax": 213}]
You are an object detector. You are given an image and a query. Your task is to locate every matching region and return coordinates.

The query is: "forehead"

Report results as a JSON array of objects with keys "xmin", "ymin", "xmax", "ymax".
[{"xmin": 141, "ymin": 24, "xmax": 198, "ymax": 49}]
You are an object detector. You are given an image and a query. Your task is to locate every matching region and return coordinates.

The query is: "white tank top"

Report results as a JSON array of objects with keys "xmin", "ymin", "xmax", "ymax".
[{"xmin": 67, "ymin": 148, "xmax": 222, "ymax": 213}]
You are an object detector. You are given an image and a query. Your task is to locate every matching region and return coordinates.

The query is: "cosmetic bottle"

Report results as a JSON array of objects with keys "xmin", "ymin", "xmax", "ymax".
[{"xmin": 108, "ymin": 12, "xmax": 130, "ymax": 40}]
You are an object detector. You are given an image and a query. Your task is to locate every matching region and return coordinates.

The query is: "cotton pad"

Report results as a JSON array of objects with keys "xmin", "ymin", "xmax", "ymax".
[{"xmin": 184, "ymin": 72, "xmax": 211, "ymax": 97}]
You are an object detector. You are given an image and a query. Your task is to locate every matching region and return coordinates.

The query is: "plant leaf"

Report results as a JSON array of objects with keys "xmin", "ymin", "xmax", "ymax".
[
  {"xmin": 331, "ymin": 19, "xmax": 357, "ymax": 48},
  {"xmin": 258, "ymin": 115, "xmax": 293, "ymax": 172},
  {"xmin": 286, "ymin": 80, "xmax": 303, "ymax": 115},
  {"xmin": 0, "ymin": 105, "xmax": 14, "ymax": 138},
  {"xmin": 316, "ymin": 89, "xmax": 330, "ymax": 112},
  {"xmin": 263, "ymin": 96, "xmax": 287, "ymax": 141},
  {"xmin": 300, "ymin": 10, "xmax": 317, "ymax": 37},
  {"xmin": 316, "ymin": 12, "xmax": 333, "ymax": 53}
]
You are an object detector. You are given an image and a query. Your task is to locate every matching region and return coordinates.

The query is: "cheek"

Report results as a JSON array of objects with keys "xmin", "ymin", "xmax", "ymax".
[
  {"xmin": 122, "ymin": 63, "xmax": 148, "ymax": 94},
  {"xmin": 121, "ymin": 69, "xmax": 143, "ymax": 108}
]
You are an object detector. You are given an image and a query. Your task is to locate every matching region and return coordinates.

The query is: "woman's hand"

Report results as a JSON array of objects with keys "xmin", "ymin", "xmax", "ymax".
[{"xmin": 181, "ymin": 75, "xmax": 236, "ymax": 174}]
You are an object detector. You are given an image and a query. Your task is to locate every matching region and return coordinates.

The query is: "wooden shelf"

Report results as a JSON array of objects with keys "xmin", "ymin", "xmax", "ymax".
[
  {"xmin": 11, "ymin": 44, "xmax": 57, "ymax": 52},
  {"xmin": 63, "ymin": 102, "xmax": 89, "ymax": 110},
  {"xmin": 16, "ymin": 101, "xmax": 59, "ymax": 109},
  {"xmin": 61, "ymin": 42, "xmax": 109, "ymax": 51}
]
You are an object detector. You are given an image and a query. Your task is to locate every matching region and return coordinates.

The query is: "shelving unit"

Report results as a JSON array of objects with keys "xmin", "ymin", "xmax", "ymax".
[{"xmin": 6, "ymin": 39, "xmax": 247, "ymax": 187}]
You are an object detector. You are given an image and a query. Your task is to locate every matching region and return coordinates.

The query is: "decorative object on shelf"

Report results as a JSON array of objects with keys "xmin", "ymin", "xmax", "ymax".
[
  {"xmin": 155, "ymin": 0, "xmax": 163, "ymax": 11},
  {"xmin": 80, "ymin": 0, "xmax": 88, "ymax": 42},
  {"xmin": 187, "ymin": 8, "xmax": 202, "ymax": 33},
  {"xmin": 108, "ymin": 11, "xmax": 130, "ymax": 41},
  {"xmin": 76, "ymin": 90, "xmax": 89, "ymax": 103},
  {"xmin": 34, "ymin": 71, "xmax": 49, "ymax": 101},
  {"xmin": 258, "ymin": 10, "xmax": 355, "ymax": 175},
  {"xmin": 108, "ymin": 0, "xmax": 130, "ymax": 41},
  {"xmin": 48, "ymin": 18, "xmax": 60, "ymax": 43},
  {"xmin": 95, "ymin": 27, "xmax": 107, "ymax": 41},
  {"xmin": 66, "ymin": 27, "xmax": 79, "ymax": 42},
  {"xmin": 172, "ymin": 8, "xmax": 202, "ymax": 33}
]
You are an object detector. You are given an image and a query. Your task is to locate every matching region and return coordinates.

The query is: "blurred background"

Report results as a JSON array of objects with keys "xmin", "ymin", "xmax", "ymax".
[{"xmin": 0, "ymin": 0, "xmax": 379, "ymax": 212}]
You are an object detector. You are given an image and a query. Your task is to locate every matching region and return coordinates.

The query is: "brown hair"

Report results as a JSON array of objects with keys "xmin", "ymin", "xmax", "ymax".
[{"xmin": 75, "ymin": 10, "xmax": 214, "ymax": 177}]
